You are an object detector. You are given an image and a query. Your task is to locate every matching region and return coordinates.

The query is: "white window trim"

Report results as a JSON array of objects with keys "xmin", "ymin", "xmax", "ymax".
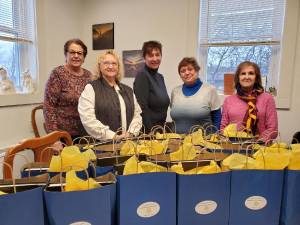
[{"xmin": 0, "ymin": 0, "xmax": 40, "ymax": 107}]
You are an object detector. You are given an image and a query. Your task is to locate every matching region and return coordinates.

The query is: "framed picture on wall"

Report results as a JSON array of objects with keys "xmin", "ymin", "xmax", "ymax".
[
  {"xmin": 92, "ymin": 23, "xmax": 114, "ymax": 50},
  {"xmin": 122, "ymin": 50, "xmax": 144, "ymax": 78}
]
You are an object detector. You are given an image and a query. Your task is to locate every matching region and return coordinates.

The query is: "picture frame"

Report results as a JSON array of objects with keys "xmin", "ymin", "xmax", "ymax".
[
  {"xmin": 92, "ymin": 23, "xmax": 114, "ymax": 50},
  {"xmin": 122, "ymin": 50, "xmax": 144, "ymax": 78}
]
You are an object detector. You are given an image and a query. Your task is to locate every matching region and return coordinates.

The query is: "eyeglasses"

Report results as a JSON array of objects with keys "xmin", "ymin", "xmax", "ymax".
[
  {"xmin": 68, "ymin": 50, "xmax": 84, "ymax": 56},
  {"xmin": 102, "ymin": 61, "xmax": 118, "ymax": 67}
]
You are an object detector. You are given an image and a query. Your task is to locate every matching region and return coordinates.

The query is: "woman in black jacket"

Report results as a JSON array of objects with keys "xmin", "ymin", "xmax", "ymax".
[{"xmin": 133, "ymin": 40, "xmax": 170, "ymax": 133}]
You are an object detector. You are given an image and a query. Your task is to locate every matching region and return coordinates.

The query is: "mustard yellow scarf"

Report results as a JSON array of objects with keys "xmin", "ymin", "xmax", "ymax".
[{"xmin": 237, "ymin": 87, "xmax": 263, "ymax": 135}]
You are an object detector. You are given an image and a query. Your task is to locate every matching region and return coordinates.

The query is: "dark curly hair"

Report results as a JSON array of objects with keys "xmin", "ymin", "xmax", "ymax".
[{"xmin": 64, "ymin": 38, "xmax": 88, "ymax": 58}]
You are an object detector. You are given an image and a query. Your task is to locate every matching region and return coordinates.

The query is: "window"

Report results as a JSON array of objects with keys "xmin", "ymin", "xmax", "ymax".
[
  {"xmin": 0, "ymin": 0, "xmax": 37, "ymax": 96},
  {"xmin": 199, "ymin": 0, "xmax": 286, "ymax": 94}
]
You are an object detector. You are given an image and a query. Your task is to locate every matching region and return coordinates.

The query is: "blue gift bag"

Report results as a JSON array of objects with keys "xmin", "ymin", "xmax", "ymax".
[
  {"xmin": 0, "ymin": 187, "xmax": 45, "ymax": 225},
  {"xmin": 21, "ymin": 168, "xmax": 47, "ymax": 177},
  {"xmin": 177, "ymin": 171, "xmax": 231, "ymax": 225},
  {"xmin": 229, "ymin": 170, "xmax": 284, "ymax": 225},
  {"xmin": 280, "ymin": 170, "xmax": 300, "ymax": 225},
  {"xmin": 44, "ymin": 184, "xmax": 116, "ymax": 225},
  {"xmin": 117, "ymin": 172, "xmax": 176, "ymax": 225},
  {"xmin": 89, "ymin": 165, "xmax": 115, "ymax": 178}
]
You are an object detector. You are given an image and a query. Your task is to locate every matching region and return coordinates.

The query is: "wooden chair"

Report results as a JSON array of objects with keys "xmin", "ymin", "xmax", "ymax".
[
  {"xmin": 3, "ymin": 131, "xmax": 72, "ymax": 179},
  {"xmin": 31, "ymin": 104, "xmax": 46, "ymax": 137}
]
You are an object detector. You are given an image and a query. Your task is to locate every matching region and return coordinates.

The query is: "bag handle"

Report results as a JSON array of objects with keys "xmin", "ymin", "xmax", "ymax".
[
  {"xmin": 72, "ymin": 136, "xmax": 90, "ymax": 146},
  {"xmin": 0, "ymin": 156, "xmax": 16, "ymax": 193},
  {"xmin": 4, "ymin": 152, "xmax": 31, "ymax": 177},
  {"xmin": 150, "ymin": 125, "xmax": 164, "ymax": 138},
  {"xmin": 189, "ymin": 124, "xmax": 204, "ymax": 135},
  {"xmin": 204, "ymin": 124, "xmax": 218, "ymax": 138},
  {"xmin": 163, "ymin": 121, "xmax": 176, "ymax": 134},
  {"xmin": 245, "ymin": 144, "xmax": 266, "ymax": 169}
]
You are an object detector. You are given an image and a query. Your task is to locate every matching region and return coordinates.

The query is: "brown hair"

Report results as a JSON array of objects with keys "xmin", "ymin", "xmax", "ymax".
[
  {"xmin": 178, "ymin": 57, "xmax": 201, "ymax": 74},
  {"xmin": 234, "ymin": 61, "xmax": 263, "ymax": 90},
  {"xmin": 93, "ymin": 50, "xmax": 123, "ymax": 82},
  {"xmin": 142, "ymin": 40, "xmax": 162, "ymax": 58},
  {"xmin": 64, "ymin": 39, "xmax": 88, "ymax": 58}
]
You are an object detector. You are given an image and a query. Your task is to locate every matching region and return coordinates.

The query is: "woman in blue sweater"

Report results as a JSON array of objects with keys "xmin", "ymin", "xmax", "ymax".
[{"xmin": 170, "ymin": 57, "xmax": 221, "ymax": 134}]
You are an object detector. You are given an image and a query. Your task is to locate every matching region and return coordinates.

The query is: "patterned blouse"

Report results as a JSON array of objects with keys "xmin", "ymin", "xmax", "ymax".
[{"xmin": 43, "ymin": 65, "xmax": 92, "ymax": 136}]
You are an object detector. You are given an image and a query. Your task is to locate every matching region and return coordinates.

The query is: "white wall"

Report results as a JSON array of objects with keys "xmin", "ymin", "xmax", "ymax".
[
  {"xmin": 0, "ymin": 0, "xmax": 299, "ymax": 151},
  {"xmin": 81, "ymin": 0, "xmax": 199, "ymax": 92},
  {"xmin": 277, "ymin": 2, "xmax": 300, "ymax": 142}
]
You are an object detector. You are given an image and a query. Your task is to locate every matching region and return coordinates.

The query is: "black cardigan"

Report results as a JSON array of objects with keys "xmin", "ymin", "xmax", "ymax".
[{"xmin": 133, "ymin": 66, "xmax": 170, "ymax": 133}]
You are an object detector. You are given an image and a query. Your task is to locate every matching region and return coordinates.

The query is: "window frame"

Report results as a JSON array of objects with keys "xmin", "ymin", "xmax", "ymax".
[
  {"xmin": 0, "ymin": 0, "xmax": 40, "ymax": 107},
  {"xmin": 197, "ymin": 0, "xmax": 298, "ymax": 109}
]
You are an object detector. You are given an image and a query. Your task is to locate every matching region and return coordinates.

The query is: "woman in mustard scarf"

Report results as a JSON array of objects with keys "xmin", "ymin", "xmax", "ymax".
[{"xmin": 221, "ymin": 61, "xmax": 278, "ymax": 142}]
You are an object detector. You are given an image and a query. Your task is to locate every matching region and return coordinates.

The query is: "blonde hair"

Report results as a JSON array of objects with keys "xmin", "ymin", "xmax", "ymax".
[{"xmin": 92, "ymin": 50, "xmax": 123, "ymax": 81}]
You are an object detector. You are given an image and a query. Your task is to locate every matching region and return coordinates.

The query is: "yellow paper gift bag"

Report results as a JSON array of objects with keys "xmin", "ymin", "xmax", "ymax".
[
  {"xmin": 123, "ymin": 155, "xmax": 143, "ymax": 175},
  {"xmin": 171, "ymin": 161, "xmax": 221, "ymax": 174},
  {"xmin": 190, "ymin": 130, "xmax": 204, "ymax": 145},
  {"xmin": 254, "ymin": 152, "xmax": 290, "ymax": 170},
  {"xmin": 222, "ymin": 153, "xmax": 257, "ymax": 170},
  {"xmin": 48, "ymin": 155, "xmax": 63, "ymax": 172},
  {"xmin": 139, "ymin": 161, "xmax": 167, "ymax": 173},
  {"xmin": 150, "ymin": 139, "xmax": 168, "ymax": 155},
  {"xmin": 291, "ymin": 144, "xmax": 300, "ymax": 151},
  {"xmin": 81, "ymin": 149, "xmax": 97, "ymax": 161},
  {"xmin": 253, "ymin": 142, "xmax": 289, "ymax": 156},
  {"xmin": 288, "ymin": 151, "xmax": 300, "ymax": 170},
  {"xmin": 156, "ymin": 132, "xmax": 182, "ymax": 140},
  {"xmin": 138, "ymin": 140, "xmax": 168, "ymax": 155},
  {"xmin": 196, "ymin": 161, "xmax": 221, "ymax": 174},
  {"xmin": 170, "ymin": 143, "xmax": 198, "ymax": 161},
  {"xmin": 48, "ymin": 146, "xmax": 90, "ymax": 172},
  {"xmin": 61, "ymin": 146, "xmax": 89, "ymax": 171},
  {"xmin": 136, "ymin": 144, "xmax": 151, "ymax": 155},
  {"xmin": 184, "ymin": 133, "xmax": 222, "ymax": 149},
  {"xmin": 120, "ymin": 140, "xmax": 137, "ymax": 156},
  {"xmin": 223, "ymin": 123, "xmax": 250, "ymax": 138},
  {"xmin": 270, "ymin": 142, "xmax": 289, "ymax": 149},
  {"xmin": 170, "ymin": 163, "xmax": 185, "ymax": 174},
  {"xmin": 0, "ymin": 191, "xmax": 7, "ymax": 195},
  {"xmin": 65, "ymin": 170, "xmax": 100, "ymax": 192}
]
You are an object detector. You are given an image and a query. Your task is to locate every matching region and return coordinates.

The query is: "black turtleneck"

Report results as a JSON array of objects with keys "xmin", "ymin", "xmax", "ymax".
[
  {"xmin": 133, "ymin": 65, "xmax": 170, "ymax": 133},
  {"xmin": 145, "ymin": 65, "xmax": 158, "ymax": 75}
]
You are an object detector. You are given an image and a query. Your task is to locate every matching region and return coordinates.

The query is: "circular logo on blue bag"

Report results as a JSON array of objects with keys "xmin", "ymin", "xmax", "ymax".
[
  {"xmin": 195, "ymin": 200, "xmax": 218, "ymax": 215},
  {"xmin": 245, "ymin": 196, "xmax": 267, "ymax": 210},
  {"xmin": 137, "ymin": 201, "xmax": 160, "ymax": 218},
  {"xmin": 69, "ymin": 222, "xmax": 91, "ymax": 225}
]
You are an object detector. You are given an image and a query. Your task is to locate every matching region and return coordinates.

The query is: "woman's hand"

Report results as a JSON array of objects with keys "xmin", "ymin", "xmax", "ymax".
[
  {"xmin": 51, "ymin": 141, "xmax": 64, "ymax": 151},
  {"xmin": 113, "ymin": 132, "xmax": 132, "ymax": 141}
]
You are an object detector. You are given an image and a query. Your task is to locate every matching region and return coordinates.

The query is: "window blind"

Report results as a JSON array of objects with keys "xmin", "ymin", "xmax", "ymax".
[
  {"xmin": 0, "ymin": 0, "xmax": 35, "ymax": 43},
  {"xmin": 199, "ymin": 0, "xmax": 286, "ymax": 46}
]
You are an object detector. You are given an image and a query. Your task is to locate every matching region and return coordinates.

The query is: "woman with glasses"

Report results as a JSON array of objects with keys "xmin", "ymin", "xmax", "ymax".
[
  {"xmin": 44, "ymin": 39, "xmax": 92, "ymax": 139},
  {"xmin": 78, "ymin": 50, "xmax": 142, "ymax": 140},
  {"xmin": 133, "ymin": 40, "xmax": 170, "ymax": 133},
  {"xmin": 221, "ymin": 61, "xmax": 278, "ymax": 142}
]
